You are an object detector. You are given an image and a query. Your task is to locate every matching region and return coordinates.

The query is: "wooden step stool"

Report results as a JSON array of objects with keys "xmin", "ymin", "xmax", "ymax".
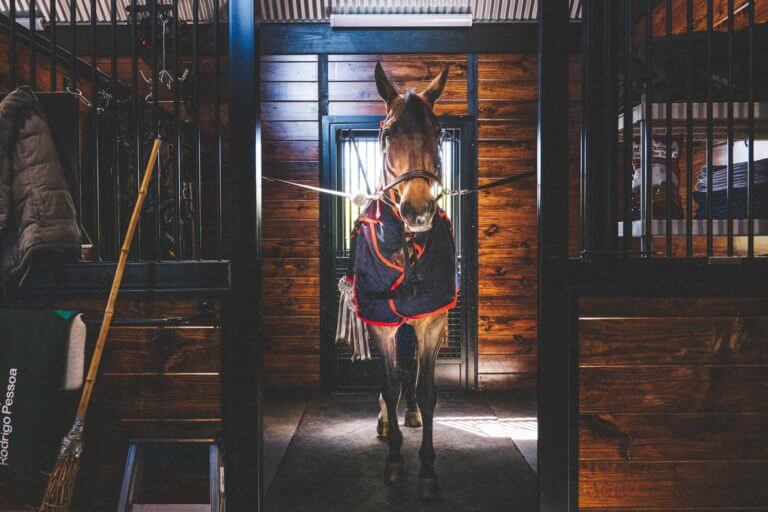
[{"xmin": 117, "ymin": 440, "xmax": 224, "ymax": 512}]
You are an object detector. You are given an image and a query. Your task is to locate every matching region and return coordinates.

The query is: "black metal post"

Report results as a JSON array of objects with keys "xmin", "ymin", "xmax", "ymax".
[
  {"xmin": 726, "ymin": 0, "xmax": 734, "ymax": 256},
  {"xmin": 91, "ymin": 0, "xmax": 101, "ymax": 260},
  {"xmin": 226, "ymin": 0, "xmax": 262, "ymax": 509},
  {"xmin": 214, "ymin": 0, "xmax": 223, "ymax": 260},
  {"xmin": 706, "ymin": 0, "xmax": 714, "ymax": 256},
  {"xmin": 112, "ymin": 0, "xmax": 120, "ymax": 259},
  {"xmin": 193, "ymin": 0, "xmax": 202, "ymax": 259},
  {"xmin": 665, "ymin": 0, "xmax": 673, "ymax": 256},
  {"xmin": 603, "ymin": 0, "xmax": 618, "ymax": 253},
  {"xmin": 686, "ymin": 0, "xmax": 693, "ymax": 257},
  {"xmin": 50, "ymin": 0, "xmax": 57, "ymax": 91},
  {"xmin": 642, "ymin": 0, "xmax": 654, "ymax": 257},
  {"xmin": 29, "ymin": 0, "xmax": 36, "ymax": 89},
  {"xmin": 580, "ymin": 0, "xmax": 608, "ymax": 258},
  {"xmin": 537, "ymin": 0, "xmax": 572, "ymax": 509},
  {"xmin": 623, "ymin": 0, "xmax": 633, "ymax": 254},
  {"xmin": 152, "ymin": 0, "xmax": 161, "ymax": 260},
  {"xmin": 130, "ymin": 0, "xmax": 141, "ymax": 260},
  {"xmin": 174, "ymin": 0, "xmax": 183, "ymax": 260},
  {"xmin": 9, "ymin": 0, "xmax": 16, "ymax": 89},
  {"xmin": 747, "ymin": 0, "xmax": 755, "ymax": 256}
]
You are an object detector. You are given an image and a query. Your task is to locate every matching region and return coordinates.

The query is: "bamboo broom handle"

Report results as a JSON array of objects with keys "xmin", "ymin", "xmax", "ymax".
[{"xmin": 76, "ymin": 138, "xmax": 162, "ymax": 419}]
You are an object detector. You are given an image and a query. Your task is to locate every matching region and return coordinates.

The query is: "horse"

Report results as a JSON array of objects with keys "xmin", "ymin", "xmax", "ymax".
[{"xmin": 348, "ymin": 62, "xmax": 456, "ymax": 500}]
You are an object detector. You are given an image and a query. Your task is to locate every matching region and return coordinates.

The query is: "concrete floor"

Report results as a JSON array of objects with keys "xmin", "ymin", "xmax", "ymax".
[{"xmin": 263, "ymin": 392, "xmax": 538, "ymax": 512}]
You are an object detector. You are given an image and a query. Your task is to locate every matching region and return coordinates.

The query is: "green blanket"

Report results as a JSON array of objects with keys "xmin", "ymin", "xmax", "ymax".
[{"xmin": 0, "ymin": 308, "xmax": 78, "ymax": 504}]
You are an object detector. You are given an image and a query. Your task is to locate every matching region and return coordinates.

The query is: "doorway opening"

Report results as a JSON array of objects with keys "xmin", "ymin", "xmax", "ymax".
[{"xmin": 319, "ymin": 116, "xmax": 478, "ymax": 391}]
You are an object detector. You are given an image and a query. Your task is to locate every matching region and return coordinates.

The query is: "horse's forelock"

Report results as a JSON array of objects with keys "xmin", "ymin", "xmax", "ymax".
[{"xmin": 387, "ymin": 89, "xmax": 430, "ymax": 132}]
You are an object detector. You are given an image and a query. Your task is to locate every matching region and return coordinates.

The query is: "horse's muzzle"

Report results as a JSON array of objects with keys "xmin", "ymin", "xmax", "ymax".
[
  {"xmin": 405, "ymin": 220, "xmax": 433, "ymax": 233},
  {"xmin": 400, "ymin": 201, "xmax": 436, "ymax": 232}
]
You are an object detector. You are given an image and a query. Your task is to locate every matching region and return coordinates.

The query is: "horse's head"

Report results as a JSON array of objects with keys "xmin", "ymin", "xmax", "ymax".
[{"xmin": 375, "ymin": 63, "xmax": 449, "ymax": 233}]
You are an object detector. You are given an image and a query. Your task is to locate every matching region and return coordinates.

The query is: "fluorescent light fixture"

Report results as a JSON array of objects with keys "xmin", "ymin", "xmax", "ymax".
[{"xmin": 330, "ymin": 13, "xmax": 473, "ymax": 28}]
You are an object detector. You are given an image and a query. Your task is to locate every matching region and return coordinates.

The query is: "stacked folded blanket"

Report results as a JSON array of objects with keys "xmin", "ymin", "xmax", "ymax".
[{"xmin": 693, "ymin": 159, "xmax": 768, "ymax": 219}]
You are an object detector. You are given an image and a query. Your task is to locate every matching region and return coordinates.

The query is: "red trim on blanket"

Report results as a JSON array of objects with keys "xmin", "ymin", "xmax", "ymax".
[
  {"xmin": 362, "ymin": 219, "xmax": 403, "ymax": 272},
  {"xmin": 351, "ymin": 279, "xmax": 404, "ymax": 327},
  {"xmin": 398, "ymin": 293, "xmax": 458, "ymax": 320},
  {"xmin": 388, "ymin": 274, "xmax": 458, "ymax": 320}
]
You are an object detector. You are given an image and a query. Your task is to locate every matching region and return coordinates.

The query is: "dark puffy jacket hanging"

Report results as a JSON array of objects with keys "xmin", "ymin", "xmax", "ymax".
[{"xmin": 0, "ymin": 87, "xmax": 81, "ymax": 285}]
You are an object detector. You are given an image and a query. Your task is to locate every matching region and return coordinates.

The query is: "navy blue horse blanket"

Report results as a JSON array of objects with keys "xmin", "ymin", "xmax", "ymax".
[{"xmin": 346, "ymin": 199, "xmax": 457, "ymax": 327}]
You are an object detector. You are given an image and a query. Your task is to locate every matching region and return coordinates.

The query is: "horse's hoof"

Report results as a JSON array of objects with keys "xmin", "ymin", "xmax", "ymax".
[
  {"xmin": 377, "ymin": 417, "xmax": 389, "ymax": 438},
  {"xmin": 404, "ymin": 410, "xmax": 422, "ymax": 428},
  {"xmin": 417, "ymin": 475, "xmax": 439, "ymax": 501},
  {"xmin": 384, "ymin": 458, "xmax": 405, "ymax": 484}
]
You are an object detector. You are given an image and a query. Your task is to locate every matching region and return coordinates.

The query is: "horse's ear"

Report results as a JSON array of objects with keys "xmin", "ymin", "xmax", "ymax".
[
  {"xmin": 375, "ymin": 63, "xmax": 399, "ymax": 104},
  {"xmin": 422, "ymin": 64, "xmax": 449, "ymax": 105}
]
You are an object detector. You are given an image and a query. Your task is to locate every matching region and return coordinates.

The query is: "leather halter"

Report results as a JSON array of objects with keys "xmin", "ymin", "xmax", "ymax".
[
  {"xmin": 379, "ymin": 170, "xmax": 441, "ymax": 193},
  {"xmin": 377, "ymin": 121, "xmax": 444, "ymax": 204}
]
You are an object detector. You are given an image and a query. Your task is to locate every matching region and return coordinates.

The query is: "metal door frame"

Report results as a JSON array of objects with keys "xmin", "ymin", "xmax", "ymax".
[{"xmin": 319, "ymin": 115, "xmax": 478, "ymax": 392}]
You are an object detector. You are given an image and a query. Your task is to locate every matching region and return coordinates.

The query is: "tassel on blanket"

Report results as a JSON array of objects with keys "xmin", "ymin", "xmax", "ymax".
[{"xmin": 336, "ymin": 277, "xmax": 372, "ymax": 361}]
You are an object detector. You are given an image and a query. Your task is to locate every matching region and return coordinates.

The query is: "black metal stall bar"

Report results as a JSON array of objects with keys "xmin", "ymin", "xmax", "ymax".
[
  {"xmin": 580, "ymin": 0, "xmax": 610, "ymax": 257},
  {"xmin": 642, "ymin": 0, "xmax": 653, "ymax": 257},
  {"xmin": 90, "ymin": 0, "xmax": 101, "ymax": 260},
  {"xmin": 131, "ymin": 0, "xmax": 141, "ymax": 260},
  {"xmin": 727, "ymin": 0, "xmax": 735, "ymax": 255},
  {"xmin": 0, "ymin": 0, "xmax": 228, "ymax": 263},
  {"xmin": 747, "ymin": 0, "xmax": 756, "ymax": 256},
  {"xmin": 214, "ymin": 0, "xmax": 223, "ymax": 260},
  {"xmin": 29, "ymin": 0, "xmax": 36, "ymax": 88},
  {"xmin": 686, "ymin": 0, "xmax": 694, "ymax": 257},
  {"xmin": 623, "ymin": 0, "xmax": 633, "ymax": 254},
  {"xmin": 9, "ymin": 0, "xmax": 16, "ymax": 88},
  {"xmin": 706, "ymin": 0, "xmax": 714, "ymax": 256},
  {"xmin": 174, "ymin": 0, "xmax": 182, "ymax": 261},
  {"xmin": 665, "ymin": 0, "xmax": 672, "ymax": 256},
  {"xmin": 49, "ymin": 0, "xmax": 56, "ymax": 91}
]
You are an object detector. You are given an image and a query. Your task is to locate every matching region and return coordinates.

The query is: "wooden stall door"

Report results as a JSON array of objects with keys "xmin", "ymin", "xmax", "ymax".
[{"xmin": 578, "ymin": 296, "xmax": 768, "ymax": 509}]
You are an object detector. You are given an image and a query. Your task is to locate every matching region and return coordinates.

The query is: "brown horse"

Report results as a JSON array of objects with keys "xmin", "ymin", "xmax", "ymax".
[{"xmin": 365, "ymin": 63, "xmax": 453, "ymax": 500}]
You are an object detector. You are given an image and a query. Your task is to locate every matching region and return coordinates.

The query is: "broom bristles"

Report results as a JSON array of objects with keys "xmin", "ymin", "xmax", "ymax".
[{"xmin": 38, "ymin": 454, "xmax": 80, "ymax": 512}]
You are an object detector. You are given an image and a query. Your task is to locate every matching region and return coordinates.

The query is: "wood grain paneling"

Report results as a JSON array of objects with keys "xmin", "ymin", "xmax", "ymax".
[
  {"xmin": 579, "ymin": 461, "xmax": 768, "ymax": 508},
  {"xmin": 101, "ymin": 327, "xmax": 221, "ymax": 374},
  {"xmin": 581, "ymin": 366, "xmax": 768, "ymax": 413},
  {"xmin": 328, "ymin": 55, "xmax": 468, "ymax": 119},
  {"xmin": 92, "ymin": 374, "xmax": 221, "ymax": 419},
  {"xmin": 579, "ymin": 297, "xmax": 768, "ymax": 509},
  {"xmin": 581, "ymin": 317, "xmax": 768, "ymax": 365},
  {"xmin": 260, "ymin": 55, "xmax": 321, "ymax": 390},
  {"xmin": 580, "ymin": 412, "xmax": 768, "ymax": 461},
  {"xmin": 475, "ymin": 53, "xmax": 543, "ymax": 391}
]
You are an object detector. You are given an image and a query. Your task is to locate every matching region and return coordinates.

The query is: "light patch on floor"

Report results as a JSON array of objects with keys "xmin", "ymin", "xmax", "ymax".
[{"xmin": 436, "ymin": 415, "xmax": 538, "ymax": 440}]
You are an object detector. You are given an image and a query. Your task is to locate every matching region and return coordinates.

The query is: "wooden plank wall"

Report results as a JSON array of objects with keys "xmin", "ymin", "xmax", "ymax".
[
  {"xmin": 476, "ymin": 54, "xmax": 537, "ymax": 390},
  {"xmin": 261, "ymin": 54, "xmax": 322, "ymax": 390},
  {"xmin": 578, "ymin": 297, "xmax": 768, "ymax": 510}
]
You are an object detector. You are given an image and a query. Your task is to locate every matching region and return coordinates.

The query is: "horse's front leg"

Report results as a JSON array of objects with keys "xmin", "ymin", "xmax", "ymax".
[
  {"xmin": 368, "ymin": 324, "xmax": 405, "ymax": 483},
  {"xmin": 412, "ymin": 312, "xmax": 447, "ymax": 500}
]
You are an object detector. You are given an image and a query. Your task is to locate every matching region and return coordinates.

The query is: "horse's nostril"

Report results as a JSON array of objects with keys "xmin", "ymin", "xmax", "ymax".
[{"xmin": 400, "ymin": 201, "xmax": 413, "ymax": 218}]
